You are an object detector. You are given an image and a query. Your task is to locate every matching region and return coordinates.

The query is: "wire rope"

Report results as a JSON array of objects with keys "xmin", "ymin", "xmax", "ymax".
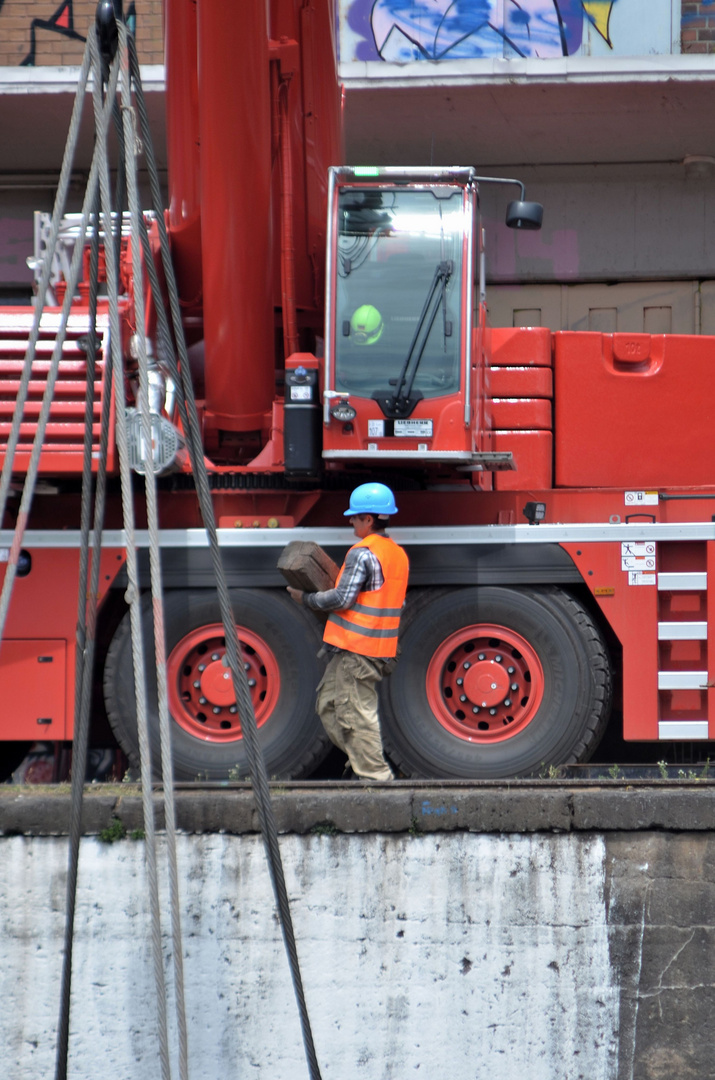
[
  {"xmin": 50, "ymin": 16, "xmax": 324, "ymax": 1080},
  {"xmin": 54, "ymin": 37, "xmax": 122, "ymax": 1080},
  {"xmin": 127, "ymin": 31, "xmax": 324, "ymax": 1080},
  {"xmin": 118, "ymin": 23, "xmax": 190, "ymax": 1080},
  {"xmin": 91, "ymin": 25, "xmax": 174, "ymax": 1080}
]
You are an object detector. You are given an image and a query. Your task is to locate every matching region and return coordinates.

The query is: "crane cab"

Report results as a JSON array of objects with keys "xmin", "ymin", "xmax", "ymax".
[
  {"xmin": 321, "ymin": 166, "xmax": 542, "ymax": 474},
  {"xmin": 322, "ymin": 166, "xmax": 482, "ymax": 468}
]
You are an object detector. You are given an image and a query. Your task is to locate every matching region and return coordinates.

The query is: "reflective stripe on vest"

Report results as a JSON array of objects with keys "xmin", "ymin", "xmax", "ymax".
[{"xmin": 323, "ymin": 533, "xmax": 409, "ymax": 658}]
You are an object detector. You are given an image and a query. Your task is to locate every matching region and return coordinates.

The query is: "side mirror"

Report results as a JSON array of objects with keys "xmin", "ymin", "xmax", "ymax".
[{"xmin": 505, "ymin": 200, "xmax": 543, "ymax": 230}]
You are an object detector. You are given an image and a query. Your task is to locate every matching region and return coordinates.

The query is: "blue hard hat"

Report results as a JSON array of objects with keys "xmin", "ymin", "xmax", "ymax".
[{"xmin": 344, "ymin": 482, "xmax": 398, "ymax": 517}]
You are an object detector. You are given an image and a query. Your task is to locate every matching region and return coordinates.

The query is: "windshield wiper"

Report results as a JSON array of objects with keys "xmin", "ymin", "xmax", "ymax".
[{"xmin": 386, "ymin": 260, "xmax": 453, "ymax": 416}]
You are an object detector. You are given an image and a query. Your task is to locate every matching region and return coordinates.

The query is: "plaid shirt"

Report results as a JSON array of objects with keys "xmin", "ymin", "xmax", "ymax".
[{"xmin": 303, "ymin": 545, "xmax": 384, "ymax": 612}]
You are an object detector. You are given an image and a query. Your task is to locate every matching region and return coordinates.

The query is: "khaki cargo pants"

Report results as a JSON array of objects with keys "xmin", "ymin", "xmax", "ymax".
[{"xmin": 316, "ymin": 650, "xmax": 394, "ymax": 781}]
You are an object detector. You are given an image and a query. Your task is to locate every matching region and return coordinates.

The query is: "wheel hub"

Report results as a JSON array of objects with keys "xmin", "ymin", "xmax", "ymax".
[
  {"xmin": 426, "ymin": 623, "xmax": 545, "ymax": 743},
  {"xmin": 167, "ymin": 624, "xmax": 280, "ymax": 742},
  {"xmin": 462, "ymin": 661, "xmax": 510, "ymax": 707},
  {"xmin": 200, "ymin": 659, "xmax": 235, "ymax": 707}
]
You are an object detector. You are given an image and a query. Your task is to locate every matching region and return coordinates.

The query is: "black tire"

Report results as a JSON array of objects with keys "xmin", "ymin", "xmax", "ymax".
[
  {"xmin": 0, "ymin": 741, "xmax": 32, "ymax": 783},
  {"xmin": 381, "ymin": 585, "xmax": 612, "ymax": 779},
  {"xmin": 103, "ymin": 588, "xmax": 330, "ymax": 781}
]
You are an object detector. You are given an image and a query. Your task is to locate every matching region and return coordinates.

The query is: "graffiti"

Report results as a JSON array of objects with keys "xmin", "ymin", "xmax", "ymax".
[
  {"xmin": 343, "ymin": 0, "xmax": 618, "ymax": 61},
  {"xmin": 19, "ymin": 1, "xmax": 85, "ymax": 67},
  {"xmin": 0, "ymin": 0, "xmax": 137, "ymax": 67}
]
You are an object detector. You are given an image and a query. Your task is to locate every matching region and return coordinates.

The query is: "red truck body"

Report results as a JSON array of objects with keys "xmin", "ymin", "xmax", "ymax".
[{"xmin": 0, "ymin": 0, "xmax": 714, "ymax": 781}]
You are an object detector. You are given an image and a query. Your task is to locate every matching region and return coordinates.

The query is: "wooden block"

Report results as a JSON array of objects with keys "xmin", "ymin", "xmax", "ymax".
[{"xmin": 277, "ymin": 541, "xmax": 339, "ymax": 593}]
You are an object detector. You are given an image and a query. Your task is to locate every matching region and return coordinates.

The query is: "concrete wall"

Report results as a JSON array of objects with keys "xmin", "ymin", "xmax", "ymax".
[
  {"xmin": 2, "ymin": 784, "xmax": 715, "ymax": 1080},
  {"xmin": 3, "ymin": 165, "xmax": 712, "ymax": 303},
  {"xmin": 479, "ymin": 164, "xmax": 715, "ymax": 286}
]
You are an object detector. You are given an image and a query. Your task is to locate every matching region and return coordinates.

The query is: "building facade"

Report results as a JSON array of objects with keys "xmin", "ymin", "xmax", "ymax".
[
  {"xmin": 338, "ymin": 0, "xmax": 715, "ymax": 333},
  {"xmin": 1, "ymin": 1, "xmax": 714, "ymax": 334}
]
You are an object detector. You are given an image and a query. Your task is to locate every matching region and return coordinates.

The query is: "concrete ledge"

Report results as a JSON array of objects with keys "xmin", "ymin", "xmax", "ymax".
[
  {"xmin": 340, "ymin": 55, "xmax": 715, "ymax": 89},
  {"xmin": 0, "ymin": 65, "xmax": 165, "ymax": 94},
  {"xmin": 2, "ymin": 781, "xmax": 715, "ymax": 836}
]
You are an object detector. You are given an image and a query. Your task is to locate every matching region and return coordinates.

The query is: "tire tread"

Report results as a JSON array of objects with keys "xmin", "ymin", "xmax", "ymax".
[
  {"xmin": 103, "ymin": 588, "xmax": 330, "ymax": 780},
  {"xmin": 382, "ymin": 585, "xmax": 613, "ymax": 779}
]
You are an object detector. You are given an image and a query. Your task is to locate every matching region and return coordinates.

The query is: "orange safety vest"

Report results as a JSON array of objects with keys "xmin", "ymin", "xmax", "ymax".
[{"xmin": 323, "ymin": 533, "xmax": 409, "ymax": 658}]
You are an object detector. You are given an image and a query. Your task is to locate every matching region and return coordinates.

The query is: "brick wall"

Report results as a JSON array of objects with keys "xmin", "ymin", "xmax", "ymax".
[
  {"xmin": 0, "ymin": 3, "xmax": 713, "ymax": 68},
  {"xmin": 0, "ymin": 1, "xmax": 163, "ymax": 67},
  {"xmin": 682, "ymin": 1, "xmax": 715, "ymax": 53}
]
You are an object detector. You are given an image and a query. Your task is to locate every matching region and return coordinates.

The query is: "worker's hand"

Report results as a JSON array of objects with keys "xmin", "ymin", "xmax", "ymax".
[{"xmin": 286, "ymin": 586, "xmax": 304, "ymax": 605}]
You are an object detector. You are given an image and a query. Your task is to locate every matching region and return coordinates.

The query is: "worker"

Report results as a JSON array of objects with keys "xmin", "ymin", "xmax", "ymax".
[
  {"xmin": 350, "ymin": 304, "xmax": 384, "ymax": 345},
  {"xmin": 287, "ymin": 482, "xmax": 409, "ymax": 780}
]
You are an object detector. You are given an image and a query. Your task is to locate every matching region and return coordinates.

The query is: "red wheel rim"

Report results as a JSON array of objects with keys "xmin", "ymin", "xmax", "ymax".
[
  {"xmin": 426, "ymin": 623, "xmax": 544, "ymax": 742},
  {"xmin": 166, "ymin": 624, "xmax": 280, "ymax": 742}
]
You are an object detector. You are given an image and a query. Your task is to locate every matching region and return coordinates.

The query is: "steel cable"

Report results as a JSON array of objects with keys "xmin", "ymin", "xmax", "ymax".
[
  {"xmin": 56, "ymin": 189, "xmax": 102, "ymax": 1080},
  {"xmin": 54, "ymin": 37, "xmax": 122, "ymax": 1080},
  {"xmin": 118, "ymin": 23, "xmax": 190, "ymax": 1080},
  {"xmin": 90, "ymin": 26, "xmax": 174, "ymax": 1080},
  {"xmin": 72, "ymin": 186, "xmax": 100, "ymax": 781},
  {"xmin": 127, "ymin": 33, "xmax": 323, "ymax": 1080}
]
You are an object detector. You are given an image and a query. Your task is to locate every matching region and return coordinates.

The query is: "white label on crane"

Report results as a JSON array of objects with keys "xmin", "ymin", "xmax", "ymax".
[
  {"xmin": 629, "ymin": 571, "xmax": 656, "ymax": 585},
  {"xmin": 0, "ymin": 548, "xmax": 7, "ymax": 562},
  {"xmin": 290, "ymin": 385, "xmax": 311, "ymax": 401},
  {"xmin": 625, "ymin": 490, "xmax": 658, "ymax": 506},
  {"xmin": 622, "ymin": 555, "xmax": 656, "ymax": 571},
  {"xmin": 621, "ymin": 541, "xmax": 656, "ymax": 571},
  {"xmin": 368, "ymin": 420, "xmax": 385, "ymax": 437},
  {"xmin": 394, "ymin": 419, "xmax": 433, "ymax": 437},
  {"xmin": 621, "ymin": 542, "xmax": 656, "ymax": 557}
]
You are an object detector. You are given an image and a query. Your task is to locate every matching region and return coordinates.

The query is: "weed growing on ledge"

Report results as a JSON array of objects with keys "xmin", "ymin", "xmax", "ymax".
[
  {"xmin": 310, "ymin": 822, "xmax": 338, "ymax": 836},
  {"xmin": 538, "ymin": 763, "xmax": 565, "ymax": 780},
  {"xmin": 99, "ymin": 817, "xmax": 126, "ymax": 843}
]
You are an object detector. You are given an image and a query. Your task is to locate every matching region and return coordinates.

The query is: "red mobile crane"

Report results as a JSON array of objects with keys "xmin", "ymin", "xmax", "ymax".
[{"xmin": 0, "ymin": 0, "xmax": 713, "ymax": 782}]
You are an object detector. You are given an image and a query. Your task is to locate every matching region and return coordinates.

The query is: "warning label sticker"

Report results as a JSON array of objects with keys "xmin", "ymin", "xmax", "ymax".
[
  {"xmin": 623, "ymin": 556, "xmax": 656, "ymax": 571},
  {"xmin": 625, "ymin": 491, "xmax": 658, "ymax": 506},
  {"xmin": 621, "ymin": 542, "xmax": 655, "ymax": 558},
  {"xmin": 628, "ymin": 572, "xmax": 656, "ymax": 586},
  {"xmin": 621, "ymin": 541, "xmax": 656, "ymax": 573}
]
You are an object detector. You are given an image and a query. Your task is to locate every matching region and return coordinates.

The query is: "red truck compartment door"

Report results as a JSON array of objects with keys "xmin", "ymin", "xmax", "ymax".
[
  {"xmin": 555, "ymin": 331, "xmax": 715, "ymax": 488},
  {"xmin": 0, "ymin": 639, "xmax": 66, "ymax": 740}
]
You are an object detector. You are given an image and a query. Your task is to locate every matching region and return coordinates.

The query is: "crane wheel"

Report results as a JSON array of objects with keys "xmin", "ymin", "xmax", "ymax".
[
  {"xmin": 381, "ymin": 585, "xmax": 612, "ymax": 779},
  {"xmin": 103, "ymin": 588, "xmax": 331, "ymax": 781}
]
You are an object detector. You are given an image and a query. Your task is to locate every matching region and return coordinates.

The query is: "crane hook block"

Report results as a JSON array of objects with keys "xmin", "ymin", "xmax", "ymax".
[{"xmin": 95, "ymin": 0, "xmax": 123, "ymax": 68}]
